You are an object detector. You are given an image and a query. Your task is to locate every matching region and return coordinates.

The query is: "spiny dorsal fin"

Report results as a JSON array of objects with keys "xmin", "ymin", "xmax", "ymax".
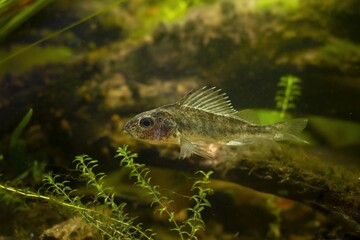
[{"xmin": 178, "ymin": 86, "xmax": 237, "ymax": 115}]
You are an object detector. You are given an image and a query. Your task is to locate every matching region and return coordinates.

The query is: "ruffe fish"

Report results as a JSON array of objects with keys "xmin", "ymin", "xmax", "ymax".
[{"xmin": 124, "ymin": 86, "xmax": 308, "ymax": 158}]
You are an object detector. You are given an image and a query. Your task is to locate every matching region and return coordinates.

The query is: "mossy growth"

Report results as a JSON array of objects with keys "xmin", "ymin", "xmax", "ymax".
[{"xmin": 0, "ymin": 145, "xmax": 213, "ymax": 239}]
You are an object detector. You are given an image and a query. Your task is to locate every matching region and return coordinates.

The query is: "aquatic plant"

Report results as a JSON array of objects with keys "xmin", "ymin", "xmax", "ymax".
[
  {"xmin": 0, "ymin": 145, "xmax": 213, "ymax": 239},
  {"xmin": 116, "ymin": 145, "xmax": 213, "ymax": 240},
  {"xmin": 275, "ymin": 75, "xmax": 302, "ymax": 119},
  {"xmin": 0, "ymin": 0, "xmax": 53, "ymax": 43},
  {"xmin": 0, "ymin": 0, "xmax": 212, "ymax": 66},
  {"xmin": 44, "ymin": 154, "xmax": 152, "ymax": 239},
  {"xmin": 0, "ymin": 108, "xmax": 46, "ymax": 184},
  {"xmin": 0, "ymin": 0, "xmax": 125, "ymax": 65},
  {"xmin": 9, "ymin": 108, "xmax": 33, "ymax": 177}
]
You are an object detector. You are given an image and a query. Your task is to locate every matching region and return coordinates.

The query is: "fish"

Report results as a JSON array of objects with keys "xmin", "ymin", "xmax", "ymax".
[{"xmin": 124, "ymin": 86, "xmax": 308, "ymax": 159}]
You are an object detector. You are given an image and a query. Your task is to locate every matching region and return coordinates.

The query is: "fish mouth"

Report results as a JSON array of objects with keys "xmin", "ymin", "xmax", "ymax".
[{"xmin": 123, "ymin": 122, "xmax": 133, "ymax": 136}]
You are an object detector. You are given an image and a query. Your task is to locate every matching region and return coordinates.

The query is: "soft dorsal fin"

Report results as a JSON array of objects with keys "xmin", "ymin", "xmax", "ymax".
[
  {"xmin": 234, "ymin": 109, "xmax": 260, "ymax": 124},
  {"xmin": 177, "ymin": 86, "xmax": 237, "ymax": 115}
]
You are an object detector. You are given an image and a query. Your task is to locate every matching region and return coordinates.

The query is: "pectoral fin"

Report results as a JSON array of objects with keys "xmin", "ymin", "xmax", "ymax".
[{"xmin": 179, "ymin": 136, "xmax": 215, "ymax": 159}]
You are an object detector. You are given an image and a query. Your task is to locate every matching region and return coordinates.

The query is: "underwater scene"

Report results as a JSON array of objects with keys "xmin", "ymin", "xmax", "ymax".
[{"xmin": 0, "ymin": 0, "xmax": 359, "ymax": 239}]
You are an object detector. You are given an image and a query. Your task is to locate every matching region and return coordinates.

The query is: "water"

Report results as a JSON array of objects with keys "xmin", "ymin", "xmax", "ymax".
[{"xmin": 0, "ymin": 0, "xmax": 359, "ymax": 239}]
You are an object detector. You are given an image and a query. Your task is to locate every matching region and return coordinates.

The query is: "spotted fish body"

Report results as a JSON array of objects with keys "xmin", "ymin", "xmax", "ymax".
[{"xmin": 124, "ymin": 87, "xmax": 307, "ymax": 158}]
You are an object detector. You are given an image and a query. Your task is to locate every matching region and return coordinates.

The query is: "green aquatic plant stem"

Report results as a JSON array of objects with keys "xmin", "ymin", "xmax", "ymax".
[
  {"xmin": 275, "ymin": 75, "xmax": 302, "ymax": 119},
  {"xmin": 0, "ymin": 0, "xmax": 53, "ymax": 43},
  {"xmin": 1, "ymin": 146, "xmax": 212, "ymax": 239},
  {"xmin": 68, "ymin": 155, "xmax": 154, "ymax": 239},
  {"xmin": 0, "ymin": 184, "xmax": 152, "ymax": 239},
  {"xmin": 116, "ymin": 146, "xmax": 186, "ymax": 240},
  {"xmin": 10, "ymin": 108, "xmax": 32, "ymax": 148},
  {"xmin": 0, "ymin": 175, "xmax": 152, "ymax": 239},
  {"xmin": 9, "ymin": 108, "xmax": 32, "ymax": 176},
  {"xmin": 0, "ymin": 182, "xmax": 83, "ymax": 210},
  {"xmin": 116, "ymin": 145, "xmax": 213, "ymax": 240},
  {"xmin": 182, "ymin": 170, "xmax": 213, "ymax": 239},
  {"xmin": 0, "ymin": 0, "xmax": 125, "ymax": 65}
]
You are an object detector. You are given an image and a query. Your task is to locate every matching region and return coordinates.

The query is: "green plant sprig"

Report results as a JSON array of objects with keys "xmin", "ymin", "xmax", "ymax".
[
  {"xmin": 116, "ymin": 146, "xmax": 184, "ymax": 238},
  {"xmin": 1, "ymin": 145, "xmax": 212, "ymax": 239},
  {"xmin": 69, "ymin": 155, "xmax": 154, "ymax": 239},
  {"xmin": 0, "ymin": 157, "xmax": 154, "ymax": 239},
  {"xmin": 275, "ymin": 75, "xmax": 302, "ymax": 119},
  {"xmin": 183, "ymin": 170, "xmax": 213, "ymax": 239},
  {"xmin": 116, "ymin": 145, "xmax": 213, "ymax": 240}
]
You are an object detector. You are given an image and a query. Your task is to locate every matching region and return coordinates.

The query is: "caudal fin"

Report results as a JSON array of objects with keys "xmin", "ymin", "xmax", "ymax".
[{"xmin": 274, "ymin": 118, "xmax": 308, "ymax": 143}]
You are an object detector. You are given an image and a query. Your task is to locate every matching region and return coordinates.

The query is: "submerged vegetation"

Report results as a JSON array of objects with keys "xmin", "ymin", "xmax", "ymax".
[
  {"xmin": 117, "ymin": 146, "xmax": 213, "ymax": 240},
  {"xmin": 44, "ymin": 150, "xmax": 152, "ymax": 239},
  {"xmin": 9, "ymin": 108, "xmax": 33, "ymax": 177},
  {"xmin": 275, "ymin": 75, "xmax": 302, "ymax": 119},
  {"xmin": 1, "ymin": 108, "xmax": 46, "ymax": 185},
  {"xmin": 0, "ymin": 0, "xmax": 53, "ymax": 43},
  {"xmin": 0, "ymin": 145, "xmax": 213, "ymax": 239}
]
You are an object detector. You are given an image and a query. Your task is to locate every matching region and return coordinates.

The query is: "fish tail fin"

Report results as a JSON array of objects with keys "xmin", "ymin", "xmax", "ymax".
[{"xmin": 274, "ymin": 118, "xmax": 308, "ymax": 143}]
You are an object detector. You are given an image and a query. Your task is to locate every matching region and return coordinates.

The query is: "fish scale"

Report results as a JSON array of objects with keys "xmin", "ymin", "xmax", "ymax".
[{"xmin": 171, "ymin": 106, "xmax": 267, "ymax": 141}]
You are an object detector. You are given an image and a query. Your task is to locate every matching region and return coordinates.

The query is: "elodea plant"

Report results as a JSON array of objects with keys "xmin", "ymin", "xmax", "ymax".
[
  {"xmin": 0, "ymin": 145, "xmax": 213, "ymax": 240},
  {"xmin": 275, "ymin": 75, "xmax": 302, "ymax": 119}
]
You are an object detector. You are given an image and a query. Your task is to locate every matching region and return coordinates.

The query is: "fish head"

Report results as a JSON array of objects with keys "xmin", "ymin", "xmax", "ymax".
[{"xmin": 124, "ymin": 108, "xmax": 178, "ymax": 143}]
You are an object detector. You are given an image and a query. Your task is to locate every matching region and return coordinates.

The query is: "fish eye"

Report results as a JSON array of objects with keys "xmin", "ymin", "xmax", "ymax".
[{"xmin": 139, "ymin": 117, "xmax": 154, "ymax": 128}]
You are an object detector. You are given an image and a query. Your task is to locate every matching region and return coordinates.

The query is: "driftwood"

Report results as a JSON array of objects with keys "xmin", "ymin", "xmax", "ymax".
[{"xmin": 146, "ymin": 141, "xmax": 360, "ymax": 236}]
